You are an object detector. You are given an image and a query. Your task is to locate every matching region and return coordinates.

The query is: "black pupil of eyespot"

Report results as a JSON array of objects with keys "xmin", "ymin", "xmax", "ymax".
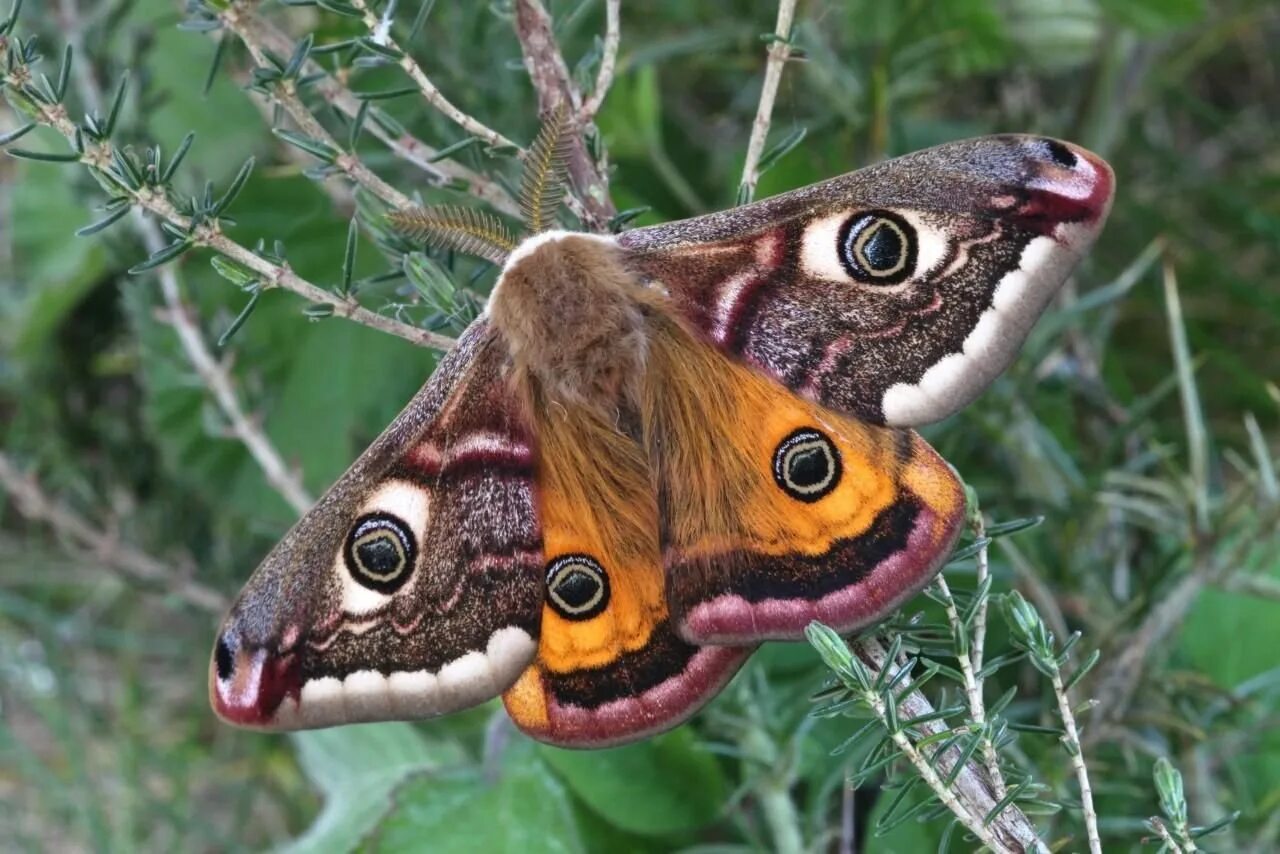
[
  {"xmin": 214, "ymin": 636, "xmax": 234, "ymax": 680},
  {"xmin": 555, "ymin": 568, "xmax": 599, "ymax": 608},
  {"xmin": 861, "ymin": 222, "xmax": 903, "ymax": 271},
  {"xmin": 356, "ymin": 533, "xmax": 401, "ymax": 574},
  {"xmin": 788, "ymin": 446, "xmax": 830, "ymax": 488},
  {"xmin": 1044, "ymin": 139, "xmax": 1076, "ymax": 167}
]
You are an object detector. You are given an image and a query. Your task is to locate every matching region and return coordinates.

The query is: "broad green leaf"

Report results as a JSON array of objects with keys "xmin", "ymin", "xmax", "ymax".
[
  {"xmin": 285, "ymin": 724, "xmax": 468, "ymax": 854},
  {"xmin": 538, "ymin": 728, "xmax": 727, "ymax": 836},
  {"xmin": 375, "ymin": 738, "xmax": 583, "ymax": 853}
]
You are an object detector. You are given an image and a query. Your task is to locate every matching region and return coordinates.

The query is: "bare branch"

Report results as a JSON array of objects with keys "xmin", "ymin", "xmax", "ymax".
[
  {"xmin": 1049, "ymin": 662, "xmax": 1103, "ymax": 854},
  {"xmin": 740, "ymin": 0, "xmax": 799, "ymax": 203},
  {"xmin": 513, "ymin": 0, "xmax": 617, "ymax": 231},
  {"xmin": 0, "ymin": 453, "xmax": 228, "ymax": 614},
  {"xmin": 143, "ymin": 215, "xmax": 315, "ymax": 516},
  {"xmin": 578, "ymin": 0, "xmax": 621, "ymax": 124}
]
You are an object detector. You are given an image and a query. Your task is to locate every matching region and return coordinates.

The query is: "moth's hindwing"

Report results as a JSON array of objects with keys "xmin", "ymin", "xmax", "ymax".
[
  {"xmin": 644, "ymin": 323, "xmax": 966, "ymax": 644},
  {"xmin": 501, "ymin": 387, "xmax": 751, "ymax": 748},
  {"xmin": 619, "ymin": 135, "xmax": 1114, "ymax": 427},
  {"xmin": 210, "ymin": 321, "xmax": 544, "ymax": 730}
]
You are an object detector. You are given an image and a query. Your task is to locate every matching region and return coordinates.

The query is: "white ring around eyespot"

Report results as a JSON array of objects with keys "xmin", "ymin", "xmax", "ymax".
[
  {"xmin": 335, "ymin": 479, "xmax": 431, "ymax": 615},
  {"xmin": 799, "ymin": 210, "xmax": 948, "ymax": 292}
]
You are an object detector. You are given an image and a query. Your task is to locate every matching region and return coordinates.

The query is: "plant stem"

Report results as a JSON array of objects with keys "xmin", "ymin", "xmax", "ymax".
[
  {"xmin": 1049, "ymin": 666, "xmax": 1103, "ymax": 854},
  {"xmin": 935, "ymin": 573, "xmax": 1009, "ymax": 801},
  {"xmin": 512, "ymin": 0, "xmax": 617, "ymax": 230},
  {"xmin": 853, "ymin": 637, "xmax": 1047, "ymax": 852},
  {"xmin": 348, "ymin": 0, "xmax": 519, "ymax": 153},
  {"xmin": 232, "ymin": 5, "xmax": 521, "ymax": 217},
  {"xmin": 221, "ymin": 5, "xmax": 413, "ymax": 212},
  {"xmin": 578, "ymin": 0, "xmax": 621, "ymax": 124},
  {"xmin": 858, "ymin": 659, "xmax": 1007, "ymax": 851},
  {"xmin": 740, "ymin": 0, "xmax": 799, "ymax": 203},
  {"xmin": 0, "ymin": 454, "xmax": 228, "ymax": 613}
]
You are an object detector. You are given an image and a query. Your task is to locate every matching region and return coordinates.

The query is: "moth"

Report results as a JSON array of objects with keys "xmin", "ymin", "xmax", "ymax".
[{"xmin": 211, "ymin": 130, "xmax": 1113, "ymax": 748}]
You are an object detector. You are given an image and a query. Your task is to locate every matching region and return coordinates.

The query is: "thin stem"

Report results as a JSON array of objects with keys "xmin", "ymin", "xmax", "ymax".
[
  {"xmin": 934, "ymin": 573, "xmax": 1009, "ymax": 801},
  {"xmin": 0, "ymin": 453, "xmax": 228, "ymax": 613},
  {"xmin": 1148, "ymin": 817, "xmax": 1195, "ymax": 853},
  {"xmin": 739, "ymin": 0, "xmax": 799, "ymax": 203},
  {"xmin": 233, "ymin": 8, "xmax": 521, "ymax": 217},
  {"xmin": 144, "ymin": 214, "xmax": 315, "ymax": 516},
  {"xmin": 971, "ymin": 514, "xmax": 992, "ymax": 676},
  {"xmin": 348, "ymin": 0, "xmax": 519, "ymax": 153},
  {"xmin": 736, "ymin": 681, "xmax": 805, "ymax": 854},
  {"xmin": 853, "ymin": 638, "xmax": 1047, "ymax": 853},
  {"xmin": 220, "ymin": 5, "xmax": 413, "ymax": 212},
  {"xmin": 53, "ymin": 0, "xmax": 316, "ymax": 517},
  {"xmin": 3, "ymin": 69, "xmax": 455, "ymax": 351},
  {"xmin": 577, "ymin": 0, "xmax": 620, "ymax": 124},
  {"xmin": 1049, "ymin": 666, "xmax": 1103, "ymax": 854},
  {"xmin": 858, "ymin": 662, "xmax": 1007, "ymax": 852},
  {"xmin": 758, "ymin": 781, "xmax": 804, "ymax": 854},
  {"xmin": 513, "ymin": 0, "xmax": 617, "ymax": 231}
]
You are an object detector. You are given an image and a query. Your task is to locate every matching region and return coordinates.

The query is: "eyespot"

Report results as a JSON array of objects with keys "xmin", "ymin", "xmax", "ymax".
[
  {"xmin": 1042, "ymin": 138, "xmax": 1077, "ymax": 168},
  {"xmin": 545, "ymin": 555, "xmax": 609, "ymax": 621},
  {"xmin": 344, "ymin": 512, "xmax": 416, "ymax": 593},
  {"xmin": 772, "ymin": 428, "xmax": 842, "ymax": 502},
  {"xmin": 837, "ymin": 210, "xmax": 917, "ymax": 285}
]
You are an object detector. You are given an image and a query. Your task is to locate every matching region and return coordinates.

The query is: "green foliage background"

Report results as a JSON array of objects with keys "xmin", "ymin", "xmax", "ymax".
[{"xmin": 1, "ymin": 0, "xmax": 1277, "ymax": 850}]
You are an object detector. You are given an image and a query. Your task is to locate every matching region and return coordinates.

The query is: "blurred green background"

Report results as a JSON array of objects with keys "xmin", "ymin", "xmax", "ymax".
[{"xmin": 1, "ymin": 0, "xmax": 1278, "ymax": 850}]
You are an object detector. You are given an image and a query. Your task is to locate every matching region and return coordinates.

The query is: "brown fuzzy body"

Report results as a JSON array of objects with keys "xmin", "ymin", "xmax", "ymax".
[{"xmin": 489, "ymin": 233, "xmax": 664, "ymax": 418}]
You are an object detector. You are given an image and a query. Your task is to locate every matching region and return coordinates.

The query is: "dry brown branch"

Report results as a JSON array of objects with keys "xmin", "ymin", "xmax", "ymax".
[
  {"xmin": 740, "ymin": 0, "xmax": 799, "ymax": 202},
  {"xmin": 513, "ymin": 0, "xmax": 617, "ymax": 231},
  {"xmin": 578, "ymin": 0, "xmax": 621, "ymax": 124},
  {"xmin": 0, "ymin": 453, "xmax": 228, "ymax": 614}
]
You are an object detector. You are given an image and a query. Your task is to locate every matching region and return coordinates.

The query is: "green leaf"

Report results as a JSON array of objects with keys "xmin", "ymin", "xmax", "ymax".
[
  {"xmin": 538, "ymin": 727, "xmax": 727, "ymax": 836},
  {"xmin": 284, "ymin": 724, "xmax": 468, "ymax": 854},
  {"xmin": 863, "ymin": 784, "xmax": 943, "ymax": 853},
  {"xmin": 375, "ymin": 738, "xmax": 583, "ymax": 853},
  {"xmin": 6, "ymin": 148, "xmax": 80, "ymax": 163}
]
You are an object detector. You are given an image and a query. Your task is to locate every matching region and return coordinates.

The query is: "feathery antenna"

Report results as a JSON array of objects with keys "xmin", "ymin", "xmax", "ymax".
[
  {"xmin": 387, "ymin": 205, "xmax": 519, "ymax": 266},
  {"xmin": 518, "ymin": 103, "xmax": 572, "ymax": 234}
]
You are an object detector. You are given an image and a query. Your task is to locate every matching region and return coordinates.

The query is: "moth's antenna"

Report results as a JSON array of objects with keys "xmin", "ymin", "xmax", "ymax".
[
  {"xmin": 518, "ymin": 103, "xmax": 572, "ymax": 235},
  {"xmin": 386, "ymin": 205, "xmax": 518, "ymax": 266}
]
